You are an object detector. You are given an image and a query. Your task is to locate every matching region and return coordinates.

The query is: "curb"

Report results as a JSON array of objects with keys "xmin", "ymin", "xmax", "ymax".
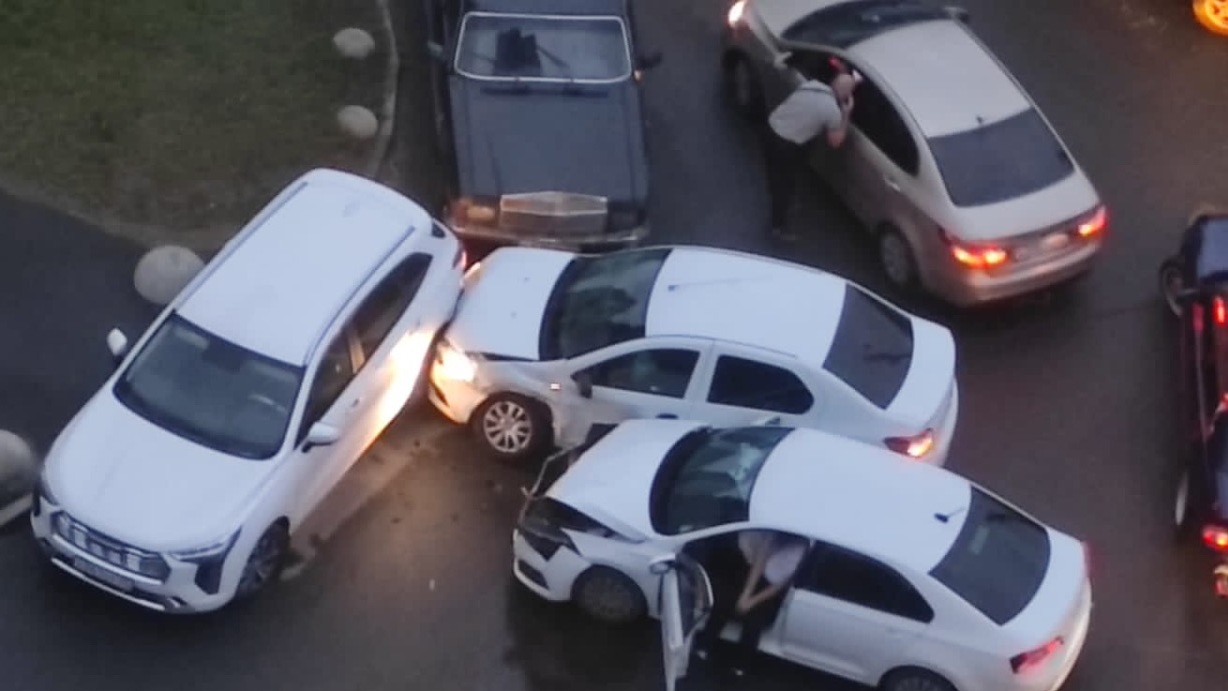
[{"xmin": 364, "ymin": 0, "xmax": 400, "ymax": 179}]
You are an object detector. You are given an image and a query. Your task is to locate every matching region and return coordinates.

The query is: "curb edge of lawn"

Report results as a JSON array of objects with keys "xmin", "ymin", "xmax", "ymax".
[{"xmin": 365, "ymin": 0, "xmax": 400, "ymax": 181}]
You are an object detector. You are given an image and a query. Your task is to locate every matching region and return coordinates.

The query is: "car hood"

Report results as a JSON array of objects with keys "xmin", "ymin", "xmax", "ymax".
[
  {"xmin": 887, "ymin": 315, "xmax": 957, "ymax": 429},
  {"xmin": 943, "ymin": 168, "xmax": 1101, "ymax": 243},
  {"xmin": 450, "ymin": 78, "xmax": 648, "ymax": 203},
  {"xmin": 43, "ymin": 390, "xmax": 278, "ymax": 551},
  {"xmin": 547, "ymin": 419, "xmax": 706, "ymax": 539},
  {"xmin": 445, "ymin": 247, "xmax": 576, "ymax": 361}
]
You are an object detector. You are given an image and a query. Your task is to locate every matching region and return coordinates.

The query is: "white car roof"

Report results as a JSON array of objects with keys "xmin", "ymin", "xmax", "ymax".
[
  {"xmin": 848, "ymin": 20, "xmax": 1031, "ymax": 138},
  {"xmin": 645, "ymin": 246, "xmax": 849, "ymax": 363},
  {"xmin": 177, "ymin": 169, "xmax": 432, "ymax": 365},
  {"xmin": 749, "ymin": 0, "xmax": 840, "ymax": 37},
  {"xmin": 750, "ymin": 426, "xmax": 972, "ymax": 573}
]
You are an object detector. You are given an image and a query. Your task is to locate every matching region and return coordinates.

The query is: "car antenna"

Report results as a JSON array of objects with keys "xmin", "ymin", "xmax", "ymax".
[{"xmin": 934, "ymin": 504, "xmax": 967, "ymax": 524}]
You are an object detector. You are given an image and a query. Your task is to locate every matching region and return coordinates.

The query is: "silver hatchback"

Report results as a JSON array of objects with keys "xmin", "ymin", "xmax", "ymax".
[{"xmin": 722, "ymin": 0, "xmax": 1106, "ymax": 306}]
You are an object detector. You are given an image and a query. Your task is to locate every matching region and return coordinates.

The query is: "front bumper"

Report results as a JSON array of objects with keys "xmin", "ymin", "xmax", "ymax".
[
  {"xmin": 30, "ymin": 499, "xmax": 233, "ymax": 614},
  {"xmin": 427, "ymin": 360, "xmax": 487, "ymax": 426},
  {"xmin": 450, "ymin": 221, "xmax": 649, "ymax": 251},
  {"xmin": 511, "ymin": 529, "xmax": 590, "ymax": 602}
]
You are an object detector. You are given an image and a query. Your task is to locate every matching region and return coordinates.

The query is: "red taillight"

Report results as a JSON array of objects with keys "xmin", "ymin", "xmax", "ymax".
[
  {"xmin": 1077, "ymin": 206, "xmax": 1107, "ymax": 238},
  {"xmin": 1202, "ymin": 524, "xmax": 1228, "ymax": 551},
  {"xmin": 884, "ymin": 429, "xmax": 935, "ymax": 459},
  {"xmin": 942, "ymin": 230, "xmax": 1008, "ymax": 269},
  {"xmin": 1010, "ymin": 637, "xmax": 1063, "ymax": 674},
  {"xmin": 1215, "ymin": 296, "xmax": 1227, "ymax": 325}
]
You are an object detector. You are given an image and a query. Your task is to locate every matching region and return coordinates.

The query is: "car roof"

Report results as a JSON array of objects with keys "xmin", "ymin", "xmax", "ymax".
[
  {"xmin": 750, "ymin": 0, "xmax": 845, "ymax": 38},
  {"xmin": 848, "ymin": 20, "xmax": 1031, "ymax": 138},
  {"xmin": 645, "ymin": 246, "xmax": 850, "ymax": 362},
  {"xmin": 464, "ymin": 0, "xmax": 627, "ymax": 16},
  {"xmin": 750, "ymin": 427, "xmax": 973, "ymax": 573},
  {"xmin": 176, "ymin": 169, "xmax": 428, "ymax": 365}
]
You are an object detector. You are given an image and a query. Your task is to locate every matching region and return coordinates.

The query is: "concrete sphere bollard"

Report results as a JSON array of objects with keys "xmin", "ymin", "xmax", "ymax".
[
  {"xmin": 337, "ymin": 105, "xmax": 379, "ymax": 140},
  {"xmin": 0, "ymin": 430, "xmax": 37, "ymax": 508},
  {"xmin": 333, "ymin": 27, "xmax": 376, "ymax": 60},
  {"xmin": 134, "ymin": 245, "xmax": 204, "ymax": 306}
]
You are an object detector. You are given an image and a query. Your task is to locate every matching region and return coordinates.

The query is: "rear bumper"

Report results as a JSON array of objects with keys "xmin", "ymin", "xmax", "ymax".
[
  {"xmin": 452, "ymin": 222, "xmax": 648, "ymax": 251},
  {"xmin": 924, "ymin": 239, "xmax": 1102, "ymax": 307},
  {"xmin": 928, "ymin": 384, "xmax": 960, "ymax": 468}
]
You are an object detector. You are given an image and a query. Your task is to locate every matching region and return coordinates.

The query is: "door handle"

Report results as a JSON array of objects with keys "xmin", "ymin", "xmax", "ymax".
[
  {"xmin": 883, "ymin": 176, "xmax": 901, "ymax": 192},
  {"xmin": 656, "ymin": 413, "xmax": 678, "ymax": 419}
]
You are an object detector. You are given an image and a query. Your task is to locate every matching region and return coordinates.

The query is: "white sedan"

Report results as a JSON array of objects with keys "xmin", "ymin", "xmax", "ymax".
[
  {"xmin": 513, "ymin": 418, "xmax": 1092, "ymax": 691},
  {"xmin": 429, "ymin": 244, "xmax": 959, "ymax": 464}
]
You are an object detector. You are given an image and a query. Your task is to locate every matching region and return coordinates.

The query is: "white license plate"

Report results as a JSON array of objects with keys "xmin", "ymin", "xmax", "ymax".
[
  {"xmin": 73, "ymin": 558, "xmax": 134, "ymax": 592},
  {"xmin": 1041, "ymin": 232, "xmax": 1071, "ymax": 250}
]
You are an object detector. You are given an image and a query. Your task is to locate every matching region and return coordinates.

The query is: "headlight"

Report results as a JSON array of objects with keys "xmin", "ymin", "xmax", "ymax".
[
  {"xmin": 168, "ymin": 531, "xmax": 239, "ymax": 562},
  {"xmin": 436, "ymin": 341, "xmax": 479, "ymax": 383},
  {"xmin": 727, "ymin": 0, "xmax": 746, "ymax": 26}
]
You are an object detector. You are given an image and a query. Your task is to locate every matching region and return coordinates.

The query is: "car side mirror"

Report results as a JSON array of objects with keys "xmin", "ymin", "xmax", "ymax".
[
  {"xmin": 302, "ymin": 422, "xmax": 341, "ymax": 451},
  {"xmin": 426, "ymin": 40, "xmax": 446, "ymax": 63},
  {"xmin": 944, "ymin": 5, "xmax": 970, "ymax": 22},
  {"xmin": 636, "ymin": 50, "xmax": 663, "ymax": 71},
  {"xmin": 106, "ymin": 328, "xmax": 129, "ymax": 362},
  {"xmin": 572, "ymin": 371, "xmax": 594, "ymax": 399}
]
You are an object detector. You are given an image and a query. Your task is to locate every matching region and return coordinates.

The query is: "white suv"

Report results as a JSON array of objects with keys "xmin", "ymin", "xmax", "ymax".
[
  {"xmin": 429, "ymin": 244, "xmax": 959, "ymax": 463},
  {"xmin": 30, "ymin": 169, "xmax": 464, "ymax": 613}
]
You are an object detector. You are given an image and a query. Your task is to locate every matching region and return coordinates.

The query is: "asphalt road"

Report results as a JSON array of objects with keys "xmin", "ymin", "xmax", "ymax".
[{"xmin": 3, "ymin": 0, "xmax": 1228, "ymax": 690}]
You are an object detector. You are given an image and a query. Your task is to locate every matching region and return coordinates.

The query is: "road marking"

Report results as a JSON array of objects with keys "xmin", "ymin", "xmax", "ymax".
[
  {"xmin": 281, "ymin": 417, "xmax": 455, "ymax": 581},
  {"xmin": 0, "ymin": 494, "xmax": 32, "ymax": 530}
]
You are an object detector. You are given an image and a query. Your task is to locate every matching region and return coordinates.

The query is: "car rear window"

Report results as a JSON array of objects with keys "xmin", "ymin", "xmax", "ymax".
[
  {"xmin": 927, "ymin": 108, "xmax": 1075, "ymax": 208},
  {"xmin": 930, "ymin": 487, "xmax": 1052, "ymax": 625},
  {"xmin": 821, "ymin": 286, "xmax": 913, "ymax": 409}
]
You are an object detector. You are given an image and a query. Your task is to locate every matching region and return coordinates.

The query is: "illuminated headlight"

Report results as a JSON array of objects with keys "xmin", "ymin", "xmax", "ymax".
[
  {"xmin": 451, "ymin": 198, "xmax": 499, "ymax": 226},
  {"xmin": 436, "ymin": 341, "xmax": 480, "ymax": 383},
  {"xmin": 168, "ymin": 531, "xmax": 240, "ymax": 563},
  {"xmin": 727, "ymin": 0, "xmax": 746, "ymax": 26}
]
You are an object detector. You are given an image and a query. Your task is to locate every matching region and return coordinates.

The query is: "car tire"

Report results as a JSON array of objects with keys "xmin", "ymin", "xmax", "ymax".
[
  {"xmin": 878, "ymin": 225, "xmax": 920, "ymax": 292},
  {"xmin": 1159, "ymin": 258, "xmax": 1185, "ymax": 317},
  {"xmin": 235, "ymin": 521, "xmax": 290, "ymax": 600},
  {"xmin": 723, "ymin": 53, "xmax": 765, "ymax": 122},
  {"xmin": 1194, "ymin": 0, "xmax": 1228, "ymax": 36},
  {"xmin": 572, "ymin": 565, "xmax": 647, "ymax": 625},
  {"xmin": 880, "ymin": 667, "xmax": 957, "ymax": 691},
  {"xmin": 471, "ymin": 393, "xmax": 551, "ymax": 462},
  {"xmin": 1174, "ymin": 464, "xmax": 1208, "ymax": 540}
]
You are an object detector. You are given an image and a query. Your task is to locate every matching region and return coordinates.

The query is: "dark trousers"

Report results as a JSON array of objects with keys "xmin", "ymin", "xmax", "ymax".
[
  {"xmin": 760, "ymin": 127, "xmax": 808, "ymax": 231},
  {"xmin": 696, "ymin": 574, "xmax": 784, "ymax": 671}
]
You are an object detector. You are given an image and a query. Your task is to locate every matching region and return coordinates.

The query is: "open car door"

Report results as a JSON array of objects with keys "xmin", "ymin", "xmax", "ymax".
[{"xmin": 653, "ymin": 553, "xmax": 714, "ymax": 691}]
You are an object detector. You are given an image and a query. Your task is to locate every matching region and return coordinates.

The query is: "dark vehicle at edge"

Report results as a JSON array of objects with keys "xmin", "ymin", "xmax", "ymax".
[{"xmin": 423, "ymin": 0, "xmax": 662, "ymax": 252}]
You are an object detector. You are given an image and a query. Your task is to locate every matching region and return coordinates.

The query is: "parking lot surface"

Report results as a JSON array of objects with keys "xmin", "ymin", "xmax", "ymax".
[{"xmin": 4, "ymin": 0, "xmax": 1228, "ymax": 689}]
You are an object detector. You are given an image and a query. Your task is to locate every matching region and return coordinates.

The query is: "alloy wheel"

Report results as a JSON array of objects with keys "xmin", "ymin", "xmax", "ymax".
[
  {"xmin": 1199, "ymin": 0, "xmax": 1228, "ymax": 29},
  {"xmin": 1160, "ymin": 263, "xmax": 1184, "ymax": 316},
  {"xmin": 237, "ymin": 526, "xmax": 287, "ymax": 597},
  {"xmin": 1175, "ymin": 469, "xmax": 1190, "ymax": 527},
  {"xmin": 880, "ymin": 232, "xmax": 915, "ymax": 287},
  {"xmin": 481, "ymin": 399, "xmax": 533, "ymax": 455}
]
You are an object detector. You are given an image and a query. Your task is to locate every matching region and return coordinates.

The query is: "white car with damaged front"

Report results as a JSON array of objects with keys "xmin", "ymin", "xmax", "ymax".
[
  {"xmin": 428, "ymin": 244, "xmax": 959, "ymax": 464},
  {"xmin": 513, "ymin": 418, "xmax": 1093, "ymax": 691}
]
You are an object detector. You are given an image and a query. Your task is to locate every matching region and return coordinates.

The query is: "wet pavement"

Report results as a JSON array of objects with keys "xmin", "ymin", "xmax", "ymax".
[{"xmin": 3, "ymin": 0, "xmax": 1228, "ymax": 689}]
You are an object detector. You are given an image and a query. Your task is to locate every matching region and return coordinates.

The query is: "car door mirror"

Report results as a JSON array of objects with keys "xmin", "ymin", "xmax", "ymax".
[
  {"xmin": 572, "ymin": 371, "xmax": 594, "ymax": 399},
  {"xmin": 636, "ymin": 50, "xmax": 663, "ymax": 71},
  {"xmin": 302, "ymin": 421, "xmax": 341, "ymax": 451},
  {"xmin": 105, "ymin": 328, "xmax": 129, "ymax": 361},
  {"xmin": 943, "ymin": 5, "xmax": 970, "ymax": 22},
  {"xmin": 426, "ymin": 40, "xmax": 446, "ymax": 63}
]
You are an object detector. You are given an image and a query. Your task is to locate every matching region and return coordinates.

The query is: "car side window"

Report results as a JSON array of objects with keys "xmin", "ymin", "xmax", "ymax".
[
  {"xmin": 706, "ymin": 356, "xmax": 814, "ymax": 414},
  {"xmin": 350, "ymin": 253, "xmax": 432, "ymax": 362},
  {"xmin": 298, "ymin": 331, "xmax": 358, "ymax": 442},
  {"xmin": 579, "ymin": 349, "xmax": 700, "ymax": 398},
  {"xmin": 798, "ymin": 543, "xmax": 934, "ymax": 623},
  {"xmin": 850, "ymin": 78, "xmax": 919, "ymax": 176}
]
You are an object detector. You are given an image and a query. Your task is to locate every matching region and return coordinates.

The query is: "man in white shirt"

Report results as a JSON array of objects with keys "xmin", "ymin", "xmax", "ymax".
[
  {"xmin": 762, "ymin": 68, "xmax": 857, "ymax": 240},
  {"xmin": 695, "ymin": 530, "xmax": 811, "ymax": 677}
]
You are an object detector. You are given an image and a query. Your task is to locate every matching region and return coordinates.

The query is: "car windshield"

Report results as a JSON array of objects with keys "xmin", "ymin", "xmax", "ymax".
[
  {"xmin": 929, "ymin": 487, "xmax": 1052, "ymax": 625},
  {"xmin": 539, "ymin": 247, "xmax": 671, "ymax": 360},
  {"xmin": 781, "ymin": 0, "xmax": 950, "ymax": 49},
  {"xmin": 112, "ymin": 313, "xmax": 304, "ymax": 460},
  {"xmin": 821, "ymin": 285, "xmax": 914, "ymax": 409},
  {"xmin": 455, "ymin": 12, "xmax": 632, "ymax": 82},
  {"xmin": 927, "ymin": 108, "xmax": 1075, "ymax": 208},
  {"xmin": 649, "ymin": 426, "xmax": 793, "ymax": 535}
]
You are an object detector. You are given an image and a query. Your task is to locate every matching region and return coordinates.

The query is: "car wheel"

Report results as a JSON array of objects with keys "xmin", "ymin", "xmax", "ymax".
[
  {"xmin": 723, "ymin": 54, "xmax": 765, "ymax": 121},
  {"xmin": 236, "ymin": 522, "xmax": 290, "ymax": 600},
  {"xmin": 572, "ymin": 566, "xmax": 647, "ymax": 625},
  {"xmin": 1159, "ymin": 259, "xmax": 1185, "ymax": 317},
  {"xmin": 878, "ymin": 226, "xmax": 920, "ymax": 291},
  {"xmin": 1194, "ymin": 0, "xmax": 1228, "ymax": 36},
  {"xmin": 1175, "ymin": 466, "xmax": 1194, "ymax": 532},
  {"xmin": 472, "ymin": 393, "xmax": 550, "ymax": 462},
  {"xmin": 881, "ymin": 668, "xmax": 957, "ymax": 691}
]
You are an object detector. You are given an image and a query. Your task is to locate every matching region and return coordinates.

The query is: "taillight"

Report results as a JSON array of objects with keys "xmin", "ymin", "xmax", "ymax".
[
  {"xmin": 884, "ymin": 429, "xmax": 935, "ymax": 459},
  {"xmin": 1202, "ymin": 524, "xmax": 1228, "ymax": 551},
  {"xmin": 1010, "ymin": 637, "xmax": 1063, "ymax": 675},
  {"xmin": 1076, "ymin": 206, "xmax": 1107, "ymax": 238},
  {"xmin": 941, "ymin": 230, "xmax": 1008, "ymax": 269},
  {"xmin": 1215, "ymin": 296, "xmax": 1227, "ymax": 325}
]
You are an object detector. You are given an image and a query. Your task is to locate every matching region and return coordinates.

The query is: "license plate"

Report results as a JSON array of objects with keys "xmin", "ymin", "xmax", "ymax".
[
  {"xmin": 73, "ymin": 558, "xmax": 134, "ymax": 592},
  {"xmin": 1041, "ymin": 232, "xmax": 1071, "ymax": 251}
]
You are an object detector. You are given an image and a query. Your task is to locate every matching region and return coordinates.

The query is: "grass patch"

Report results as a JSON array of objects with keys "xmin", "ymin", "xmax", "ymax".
[{"xmin": 0, "ymin": 0, "xmax": 385, "ymax": 241}]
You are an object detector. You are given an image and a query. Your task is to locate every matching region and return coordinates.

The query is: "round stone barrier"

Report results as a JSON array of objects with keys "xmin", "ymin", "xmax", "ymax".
[
  {"xmin": 133, "ymin": 245, "xmax": 204, "ymax": 306},
  {"xmin": 337, "ymin": 105, "xmax": 379, "ymax": 140},
  {"xmin": 333, "ymin": 27, "xmax": 376, "ymax": 60}
]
